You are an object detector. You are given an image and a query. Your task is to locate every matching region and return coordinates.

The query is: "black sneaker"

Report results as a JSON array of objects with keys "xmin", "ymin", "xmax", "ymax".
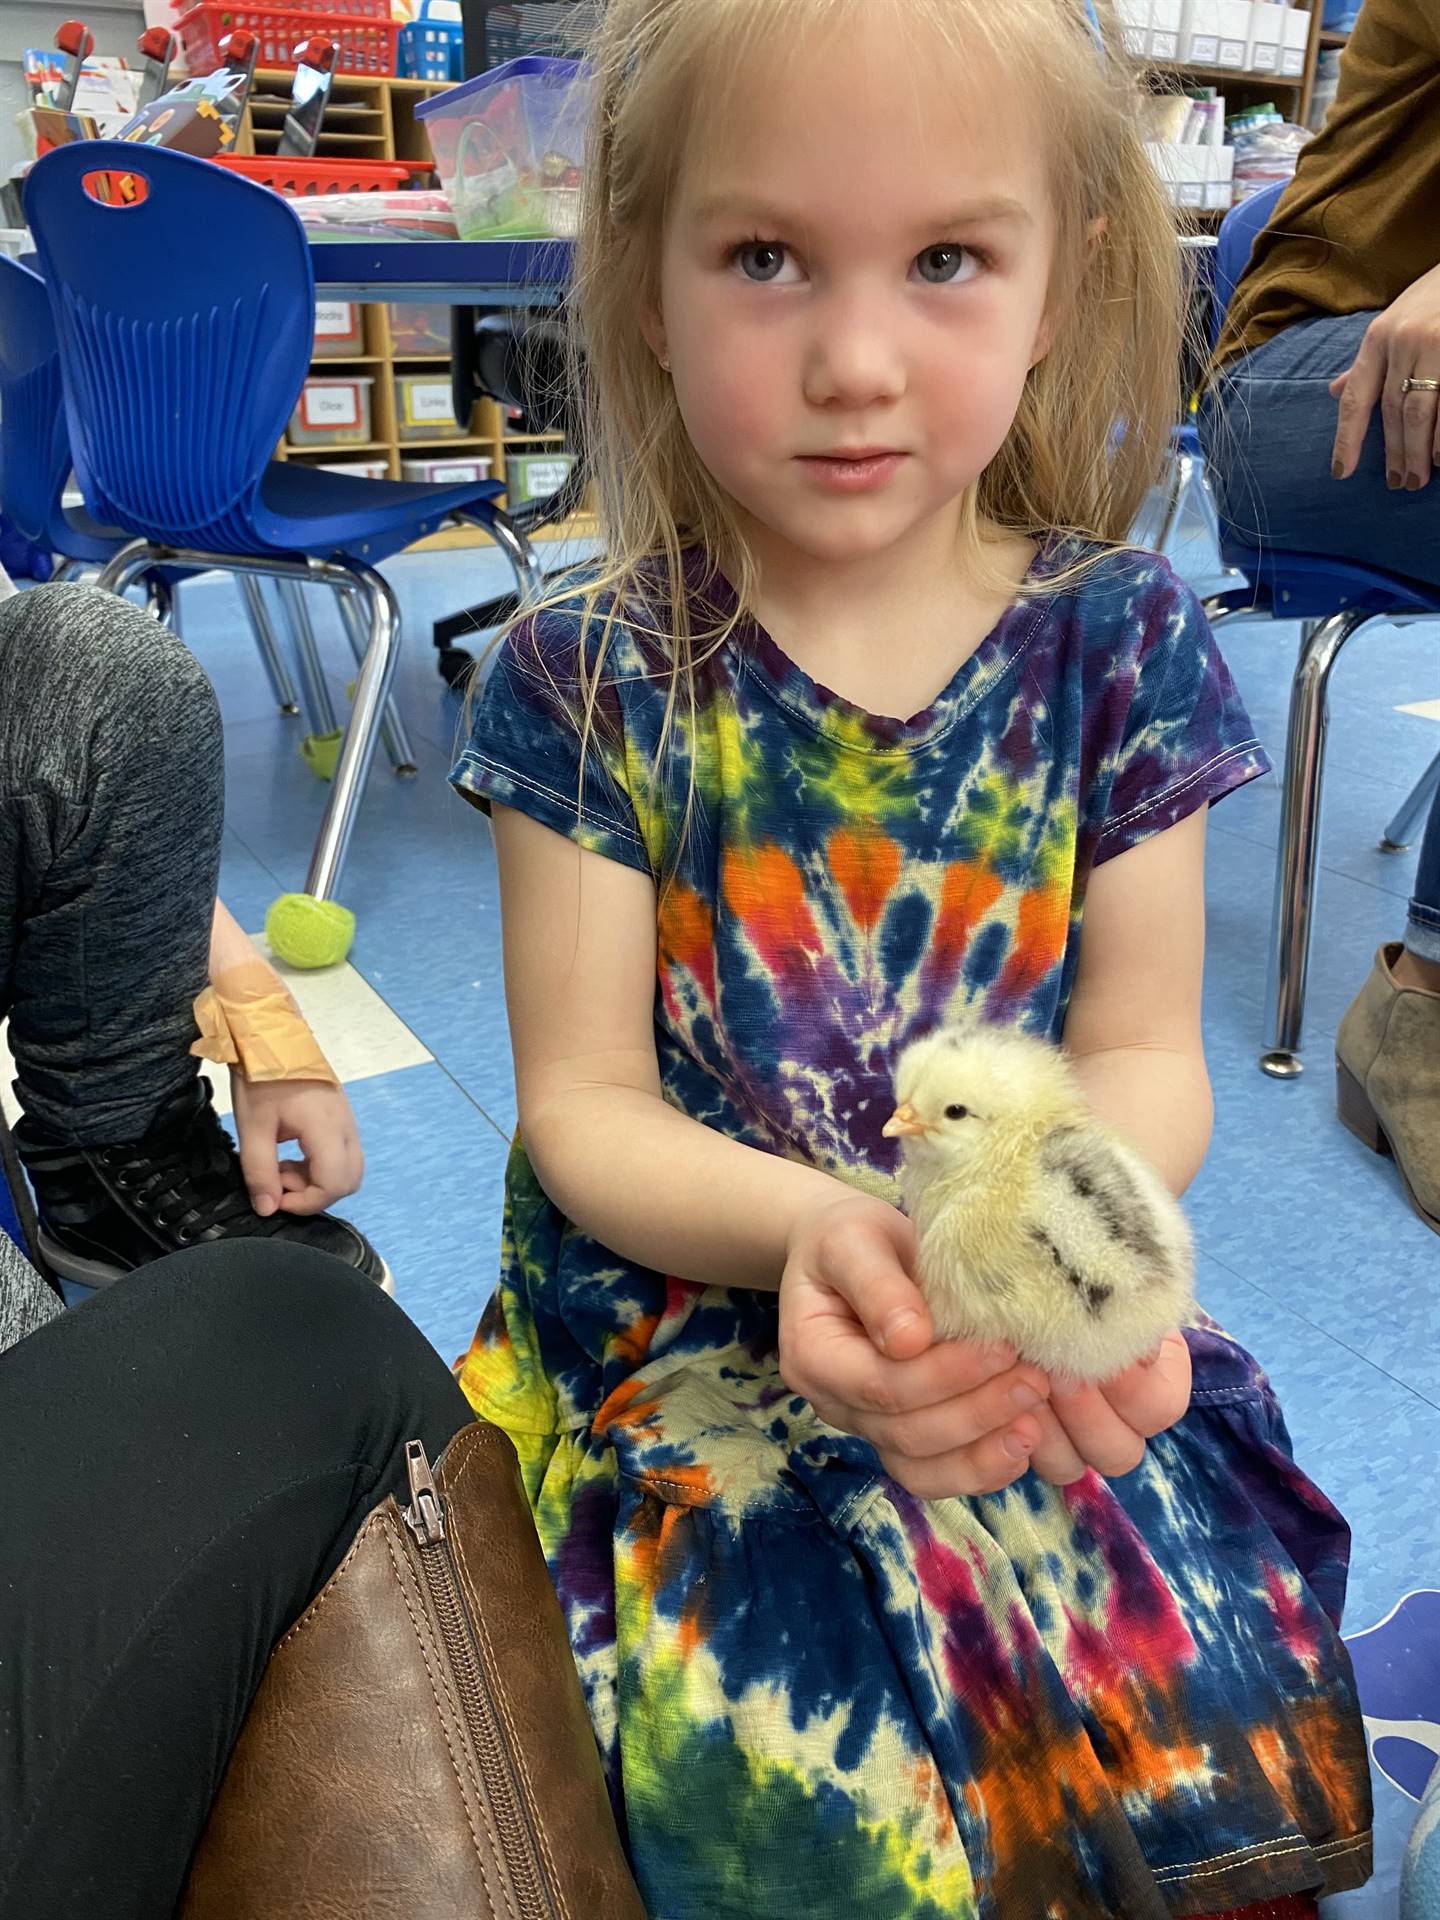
[{"xmin": 15, "ymin": 1076, "xmax": 392, "ymax": 1293}]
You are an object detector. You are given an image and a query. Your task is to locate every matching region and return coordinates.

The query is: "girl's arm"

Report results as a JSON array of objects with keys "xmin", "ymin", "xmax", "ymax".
[
  {"xmin": 494, "ymin": 809, "xmax": 847, "ymax": 1291},
  {"xmin": 493, "ymin": 803, "xmax": 1054, "ymax": 1495},
  {"xmin": 1035, "ymin": 805, "xmax": 1212, "ymax": 1480},
  {"xmin": 1063, "ymin": 805, "xmax": 1213, "ymax": 1194}
]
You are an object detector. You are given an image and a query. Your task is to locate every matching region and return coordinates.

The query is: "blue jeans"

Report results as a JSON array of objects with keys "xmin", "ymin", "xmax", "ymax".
[{"xmin": 1200, "ymin": 312, "xmax": 1440, "ymax": 963}]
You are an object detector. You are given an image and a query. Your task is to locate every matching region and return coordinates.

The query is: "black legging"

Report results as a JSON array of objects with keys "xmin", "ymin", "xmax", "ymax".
[{"xmin": 0, "ymin": 1243, "xmax": 471, "ymax": 1919}]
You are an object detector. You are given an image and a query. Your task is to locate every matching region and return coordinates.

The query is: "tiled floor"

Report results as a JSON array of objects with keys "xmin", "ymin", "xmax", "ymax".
[{"xmin": 171, "ymin": 512, "xmax": 1437, "ymax": 1912}]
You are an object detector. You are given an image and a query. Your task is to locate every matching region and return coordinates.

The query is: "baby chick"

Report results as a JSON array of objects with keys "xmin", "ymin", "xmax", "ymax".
[{"xmin": 883, "ymin": 1025, "xmax": 1194, "ymax": 1384}]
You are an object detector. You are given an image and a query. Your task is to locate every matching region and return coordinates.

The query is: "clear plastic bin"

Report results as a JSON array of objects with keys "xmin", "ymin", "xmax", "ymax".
[
  {"xmin": 395, "ymin": 372, "xmax": 466, "ymax": 441},
  {"xmin": 506, "ymin": 450, "xmax": 575, "ymax": 503},
  {"xmin": 415, "ymin": 56, "xmax": 591, "ymax": 240},
  {"xmin": 312, "ymin": 299, "xmax": 363, "ymax": 359},
  {"xmin": 387, "ymin": 301, "xmax": 452, "ymax": 355},
  {"xmin": 400, "ymin": 454, "xmax": 493, "ymax": 483},
  {"xmin": 288, "ymin": 375, "xmax": 375, "ymax": 447}
]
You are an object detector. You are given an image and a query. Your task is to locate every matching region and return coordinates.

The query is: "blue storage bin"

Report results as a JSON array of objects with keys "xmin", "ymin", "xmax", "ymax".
[
  {"xmin": 398, "ymin": 1, "xmax": 464, "ymax": 81},
  {"xmin": 1321, "ymin": 0, "xmax": 1361, "ymax": 29}
]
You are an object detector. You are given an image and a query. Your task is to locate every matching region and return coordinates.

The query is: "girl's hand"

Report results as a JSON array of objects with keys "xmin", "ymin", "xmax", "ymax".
[
  {"xmin": 1027, "ymin": 1330, "xmax": 1193, "ymax": 1485},
  {"xmin": 1331, "ymin": 261, "xmax": 1440, "ymax": 488},
  {"xmin": 777, "ymin": 1195, "xmax": 1051, "ymax": 1498},
  {"xmin": 228, "ymin": 1072, "xmax": 364, "ymax": 1218}
]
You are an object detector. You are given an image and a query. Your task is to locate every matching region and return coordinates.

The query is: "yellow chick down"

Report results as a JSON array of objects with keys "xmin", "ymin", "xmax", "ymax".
[{"xmin": 886, "ymin": 1025, "xmax": 1194, "ymax": 1384}]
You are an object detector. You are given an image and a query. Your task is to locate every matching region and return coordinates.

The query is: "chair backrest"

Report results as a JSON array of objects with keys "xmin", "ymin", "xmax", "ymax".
[
  {"xmin": 1211, "ymin": 179, "xmax": 1288, "ymax": 346},
  {"xmin": 23, "ymin": 142, "xmax": 316, "ymax": 550},
  {"xmin": 0, "ymin": 254, "xmax": 70, "ymax": 547}
]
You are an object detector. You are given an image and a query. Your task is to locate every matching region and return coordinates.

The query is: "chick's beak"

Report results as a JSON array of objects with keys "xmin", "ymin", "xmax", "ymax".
[{"xmin": 882, "ymin": 1102, "xmax": 927, "ymax": 1139}]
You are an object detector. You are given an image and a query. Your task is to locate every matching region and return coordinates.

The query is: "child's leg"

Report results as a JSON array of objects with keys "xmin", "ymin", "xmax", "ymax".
[
  {"xmin": 0, "ymin": 1240, "xmax": 471, "ymax": 1918},
  {"xmin": 0, "ymin": 583, "xmax": 222, "ymax": 1144}
]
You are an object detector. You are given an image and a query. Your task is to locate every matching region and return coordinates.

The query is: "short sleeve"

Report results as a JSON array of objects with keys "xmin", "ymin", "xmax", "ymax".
[
  {"xmin": 1094, "ymin": 569, "xmax": 1271, "ymax": 865},
  {"xmin": 449, "ymin": 601, "xmax": 654, "ymax": 875}
]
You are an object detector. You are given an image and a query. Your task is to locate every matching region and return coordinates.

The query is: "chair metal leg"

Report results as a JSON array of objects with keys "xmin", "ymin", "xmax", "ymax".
[
  {"xmin": 238, "ymin": 575, "xmax": 301, "ymax": 715},
  {"xmin": 142, "ymin": 571, "xmax": 177, "ymax": 629},
  {"xmin": 304, "ymin": 565, "xmax": 403, "ymax": 901},
  {"xmin": 1379, "ymin": 747, "xmax": 1440, "ymax": 853},
  {"xmin": 481, "ymin": 504, "xmax": 544, "ymax": 606},
  {"xmin": 1151, "ymin": 449, "xmax": 1195, "ymax": 558},
  {"xmin": 335, "ymin": 586, "xmax": 417, "ymax": 776},
  {"xmin": 275, "ymin": 579, "xmax": 338, "ymax": 737},
  {"xmin": 1200, "ymin": 584, "xmax": 1259, "ymax": 628},
  {"xmin": 1261, "ymin": 609, "xmax": 1375, "ymax": 1080}
]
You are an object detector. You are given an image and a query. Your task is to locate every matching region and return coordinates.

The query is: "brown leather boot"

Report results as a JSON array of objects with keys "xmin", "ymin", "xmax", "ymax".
[
  {"xmin": 179, "ymin": 1421, "xmax": 645, "ymax": 1920},
  {"xmin": 1335, "ymin": 943, "xmax": 1440, "ymax": 1236}
]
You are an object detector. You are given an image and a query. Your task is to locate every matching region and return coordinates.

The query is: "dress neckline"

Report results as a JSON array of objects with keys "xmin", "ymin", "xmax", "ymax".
[{"xmin": 690, "ymin": 540, "xmax": 1066, "ymax": 754}]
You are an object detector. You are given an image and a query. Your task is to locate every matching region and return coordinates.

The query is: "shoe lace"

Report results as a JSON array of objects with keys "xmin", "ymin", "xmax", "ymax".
[{"xmin": 98, "ymin": 1100, "xmax": 255, "ymax": 1242}]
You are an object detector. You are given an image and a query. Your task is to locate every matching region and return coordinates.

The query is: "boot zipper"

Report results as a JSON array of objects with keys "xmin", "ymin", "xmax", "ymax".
[{"xmin": 403, "ymin": 1440, "xmax": 557, "ymax": 1920}]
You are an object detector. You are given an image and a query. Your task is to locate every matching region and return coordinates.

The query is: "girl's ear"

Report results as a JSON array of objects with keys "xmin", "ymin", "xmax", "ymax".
[
  {"xmin": 1030, "ymin": 215, "xmax": 1108, "ymax": 368},
  {"xmin": 639, "ymin": 304, "xmax": 670, "ymax": 372}
]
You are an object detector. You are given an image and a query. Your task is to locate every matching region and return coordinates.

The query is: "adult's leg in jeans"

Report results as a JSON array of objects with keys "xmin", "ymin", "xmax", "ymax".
[
  {"xmin": 0, "ymin": 584, "xmax": 222, "ymax": 1143},
  {"xmin": 1406, "ymin": 788, "xmax": 1440, "ymax": 968},
  {"xmin": 1200, "ymin": 312, "xmax": 1440, "ymax": 590},
  {"xmin": 0, "ymin": 1242, "xmax": 471, "ymax": 1919}
]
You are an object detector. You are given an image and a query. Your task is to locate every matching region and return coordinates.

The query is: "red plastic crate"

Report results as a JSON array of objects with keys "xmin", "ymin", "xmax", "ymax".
[
  {"xmin": 175, "ymin": 2, "xmax": 401, "ymax": 75},
  {"xmin": 213, "ymin": 154, "xmax": 411, "ymax": 194}
]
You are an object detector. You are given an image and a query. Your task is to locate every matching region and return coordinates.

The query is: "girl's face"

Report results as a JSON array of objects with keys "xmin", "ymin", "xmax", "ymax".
[{"xmin": 649, "ymin": 18, "xmax": 1061, "ymax": 572}]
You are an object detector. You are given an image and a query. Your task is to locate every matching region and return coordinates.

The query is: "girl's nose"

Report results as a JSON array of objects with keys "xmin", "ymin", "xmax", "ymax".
[{"xmin": 801, "ymin": 289, "xmax": 907, "ymax": 410}]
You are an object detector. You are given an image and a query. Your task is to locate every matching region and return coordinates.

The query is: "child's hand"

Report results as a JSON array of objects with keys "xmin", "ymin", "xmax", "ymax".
[
  {"xmin": 229, "ymin": 1071, "xmax": 365, "ymax": 1218},
  {"xmin": 777, "ymin": 1194, "xmax": 1050, "ymax": 1498},
  {"xmin": 1027, "ymin": 1331, "xmax": 1193, "ymax": 1485}
]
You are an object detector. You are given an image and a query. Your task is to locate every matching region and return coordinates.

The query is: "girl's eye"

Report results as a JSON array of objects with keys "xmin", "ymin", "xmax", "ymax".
[
  {"xmin": 944, "ymin": 1103, "xmax": 970, "ymax": 1121},
  {"xmin": 733, "ymin": 241, "xmax": 797, "ymax": 285},
  {"xmin": 914, "ymin": 244, "xmax": 982, "ymax": 286}
]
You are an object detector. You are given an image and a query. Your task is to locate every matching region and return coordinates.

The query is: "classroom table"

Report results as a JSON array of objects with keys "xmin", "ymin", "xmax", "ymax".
[{"xmin": 308, "ymin": 235, "xmax": 572, "ymax": 306}]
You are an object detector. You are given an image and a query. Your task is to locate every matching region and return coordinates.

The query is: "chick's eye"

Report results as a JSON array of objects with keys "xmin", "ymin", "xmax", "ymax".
[{"xmin": 943, "ymin": 1103, "xmax": 970, "ymax": 1121}]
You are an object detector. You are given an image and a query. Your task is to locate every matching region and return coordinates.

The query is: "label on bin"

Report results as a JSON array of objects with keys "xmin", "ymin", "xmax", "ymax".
[
  {"xmin": 301, "ymin": 384, "xmax": 362, "ymax": 428},
  {"xmin": 405, "ymin": 381, "xmax": 457, "ymax": 424},
  {"xmin": 314, "ymin": 302, "xmax": 355, "ymax": 338}
]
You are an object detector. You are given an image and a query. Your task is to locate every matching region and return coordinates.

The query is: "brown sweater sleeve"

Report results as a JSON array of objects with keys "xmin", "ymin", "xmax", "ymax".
[{"xmin": 1214, "ymin": 0, "xmax": 1440, "ymax": 367}]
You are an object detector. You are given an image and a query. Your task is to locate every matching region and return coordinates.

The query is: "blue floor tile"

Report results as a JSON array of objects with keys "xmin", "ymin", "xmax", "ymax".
[{"xmin": 333, "ymin": 1060, "xmax": 507, "ymax": 1367}]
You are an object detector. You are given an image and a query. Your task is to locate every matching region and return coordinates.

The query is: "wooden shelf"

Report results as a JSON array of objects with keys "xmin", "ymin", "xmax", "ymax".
[
  {"xmin": 1149, "ymin": 60, "xmax": 1303, "ymax": 88},
  {"xmin": 392, "ymin": 352, "xmax": 454, "ymax": 363},
  {"xmin": 309, "ymin": 354, "xmax": 384, "ymax": 365},
  {"xmin": 1318, "ymin": 26, "xmax": 1350, "ymax": 45},
  {"xmin": 504, "ymin": 430, "xmax": 566, "ymax": 444},
  {"xmin": 282, "ymin": 438, "xmax": 389, "ymax": 455},
  {"xmin": 397, "ymin": 434, "xmax": 498, "ymax": 449}
]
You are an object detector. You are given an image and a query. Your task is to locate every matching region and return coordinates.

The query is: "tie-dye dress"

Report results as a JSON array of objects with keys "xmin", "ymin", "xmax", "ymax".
[{"xmin": 450, "ymin": 540, "xmax": 1373, "ymax": 1919}]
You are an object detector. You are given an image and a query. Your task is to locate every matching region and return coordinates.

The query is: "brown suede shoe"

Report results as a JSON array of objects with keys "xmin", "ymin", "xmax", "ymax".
[{"xmin": 1335, "ymin": 944, "xmax": 1440, "ymax": 1236}]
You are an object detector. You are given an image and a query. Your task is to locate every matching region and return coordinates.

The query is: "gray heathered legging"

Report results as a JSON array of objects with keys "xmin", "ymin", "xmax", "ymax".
[{"xmin": 0, "ymin": 583, "xmax": 223, "ymax": 1145}]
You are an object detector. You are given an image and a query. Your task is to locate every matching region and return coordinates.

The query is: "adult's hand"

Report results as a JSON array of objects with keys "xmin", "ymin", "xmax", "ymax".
[{"xmin": 1331, "ymin": 260, "xmax": 1440, "ymax": 489}]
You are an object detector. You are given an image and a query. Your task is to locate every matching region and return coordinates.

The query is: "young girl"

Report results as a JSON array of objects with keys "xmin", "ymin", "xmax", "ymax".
[{"xmin": 451, "ymin": 0, "xmax": 1373, "ymax": 1912}]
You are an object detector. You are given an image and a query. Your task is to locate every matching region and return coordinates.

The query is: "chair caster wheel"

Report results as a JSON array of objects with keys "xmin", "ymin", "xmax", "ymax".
[
  {"xmin": 1378, "ymin": 837, "xmax": 1408, "ymax": 854},
  {"xmin": 395, "ymin": 761, "xmax": 419, "ymax": 778},
  {"xmin": 279, "ymin": 701, "xmax": 301, "ymax": 717},
  {"xmin": 437, "ymin": 646, "xmax": 474, "ymax": 688}
]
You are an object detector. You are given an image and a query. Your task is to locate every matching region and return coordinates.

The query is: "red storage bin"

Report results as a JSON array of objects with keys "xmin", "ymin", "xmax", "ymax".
[
  {"xmin": 213, "ymin": 154, "xmax": 411, "ymax": 194},
  {"xmin": 175, "ymin": 2, "xmax": 401, "ymax": 75}
]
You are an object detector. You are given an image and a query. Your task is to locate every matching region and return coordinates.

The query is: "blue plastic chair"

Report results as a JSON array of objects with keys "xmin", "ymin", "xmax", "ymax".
[
  {"xmin": 0, "ymin": 251, "xmax": 312, "ymax": 705},
  {"xmin": 23, "ymin": 141, "xmax": 541, "ymax": 913},
  {"xmin": 1203, "ymin": 181, "xmax": 1440, "ymax": 1076}
]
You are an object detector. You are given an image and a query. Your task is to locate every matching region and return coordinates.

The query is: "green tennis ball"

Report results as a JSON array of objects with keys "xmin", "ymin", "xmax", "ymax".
[{"xmin": 265, "ymin": 893, "xmax": 355, "ymax": 970}]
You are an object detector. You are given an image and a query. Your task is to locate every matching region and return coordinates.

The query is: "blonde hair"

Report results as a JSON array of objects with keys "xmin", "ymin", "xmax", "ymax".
[{"xmin": 515, "ymin": 0, "xmax": 1186, "ymax": 867}]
